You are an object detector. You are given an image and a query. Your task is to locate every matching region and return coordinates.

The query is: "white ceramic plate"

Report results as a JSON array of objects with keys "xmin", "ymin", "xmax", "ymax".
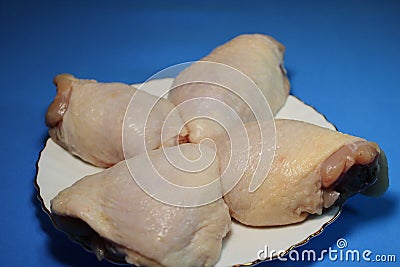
[{"xmin": 36, "ymin": 78, "xmax": 340, "ymax": 267}]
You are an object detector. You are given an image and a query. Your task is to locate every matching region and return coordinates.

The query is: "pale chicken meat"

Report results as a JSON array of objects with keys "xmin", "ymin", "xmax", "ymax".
[
  {"xmin": 51, "ymin": 144, "xmax": 231, "ymax": 267},
  {"xmin": 168, "ymin": 34, "xmax": 290, "ymax": 143},
  {"xmin": 216, "ymin": 119, "xmax": 387, "ymax": 226},
  {"xmin": 46, "ymin": 74, "xmax": 188, "ymax": 167}
]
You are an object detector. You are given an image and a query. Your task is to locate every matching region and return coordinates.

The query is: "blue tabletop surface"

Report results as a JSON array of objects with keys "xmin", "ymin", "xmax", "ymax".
[{"xmin": 1, "ymin": 0, "xmax": 399, "ymax": 266}]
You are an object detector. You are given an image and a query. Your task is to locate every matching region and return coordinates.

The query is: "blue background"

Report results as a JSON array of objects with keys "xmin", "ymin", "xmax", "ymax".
[{"xmin": 0, "ymin": 0, "xmax": 399, "ymax": 266}]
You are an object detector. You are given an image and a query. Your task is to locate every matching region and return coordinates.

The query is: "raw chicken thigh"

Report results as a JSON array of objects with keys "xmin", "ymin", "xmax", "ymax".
[
  {"xmin": 216, "ymin": 119, "xmax": 387, "ymax": 226},
  {"xmin": 51, "ymin": 144, "xmax": 231, "ymax": 267},
  {"xmin": 46, "ymin": 74, "xmax": 187, "ymax": 167},
  {"xmin": 168, "ymin": 34, "xmax": 290, "ymax": 143}
]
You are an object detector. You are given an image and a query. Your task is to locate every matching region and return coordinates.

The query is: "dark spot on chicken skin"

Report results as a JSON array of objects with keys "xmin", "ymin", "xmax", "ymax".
[
  {"xmin": 330, "ymin": 155, "xmax": 380, "ymax": 207},
  {"xmin": 52, "ymin": 214, "xmax": 127, "ymax": 264}
]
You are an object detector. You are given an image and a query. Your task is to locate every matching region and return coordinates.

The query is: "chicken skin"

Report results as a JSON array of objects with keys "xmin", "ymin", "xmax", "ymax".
[
  {"xmin": 46, "ymin": 74, "xmax": 188, "ymax": 167},
  {"xmin": 168, "ymin": 34, "xmax": 290, "ymax": 143},
  {"xmin": 51, "ymin": 144, "xmax": 231, "ymax": 267},
  {"xmin": 216, "ymin": 119, "xmax": 387, "ymax": 226}
]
